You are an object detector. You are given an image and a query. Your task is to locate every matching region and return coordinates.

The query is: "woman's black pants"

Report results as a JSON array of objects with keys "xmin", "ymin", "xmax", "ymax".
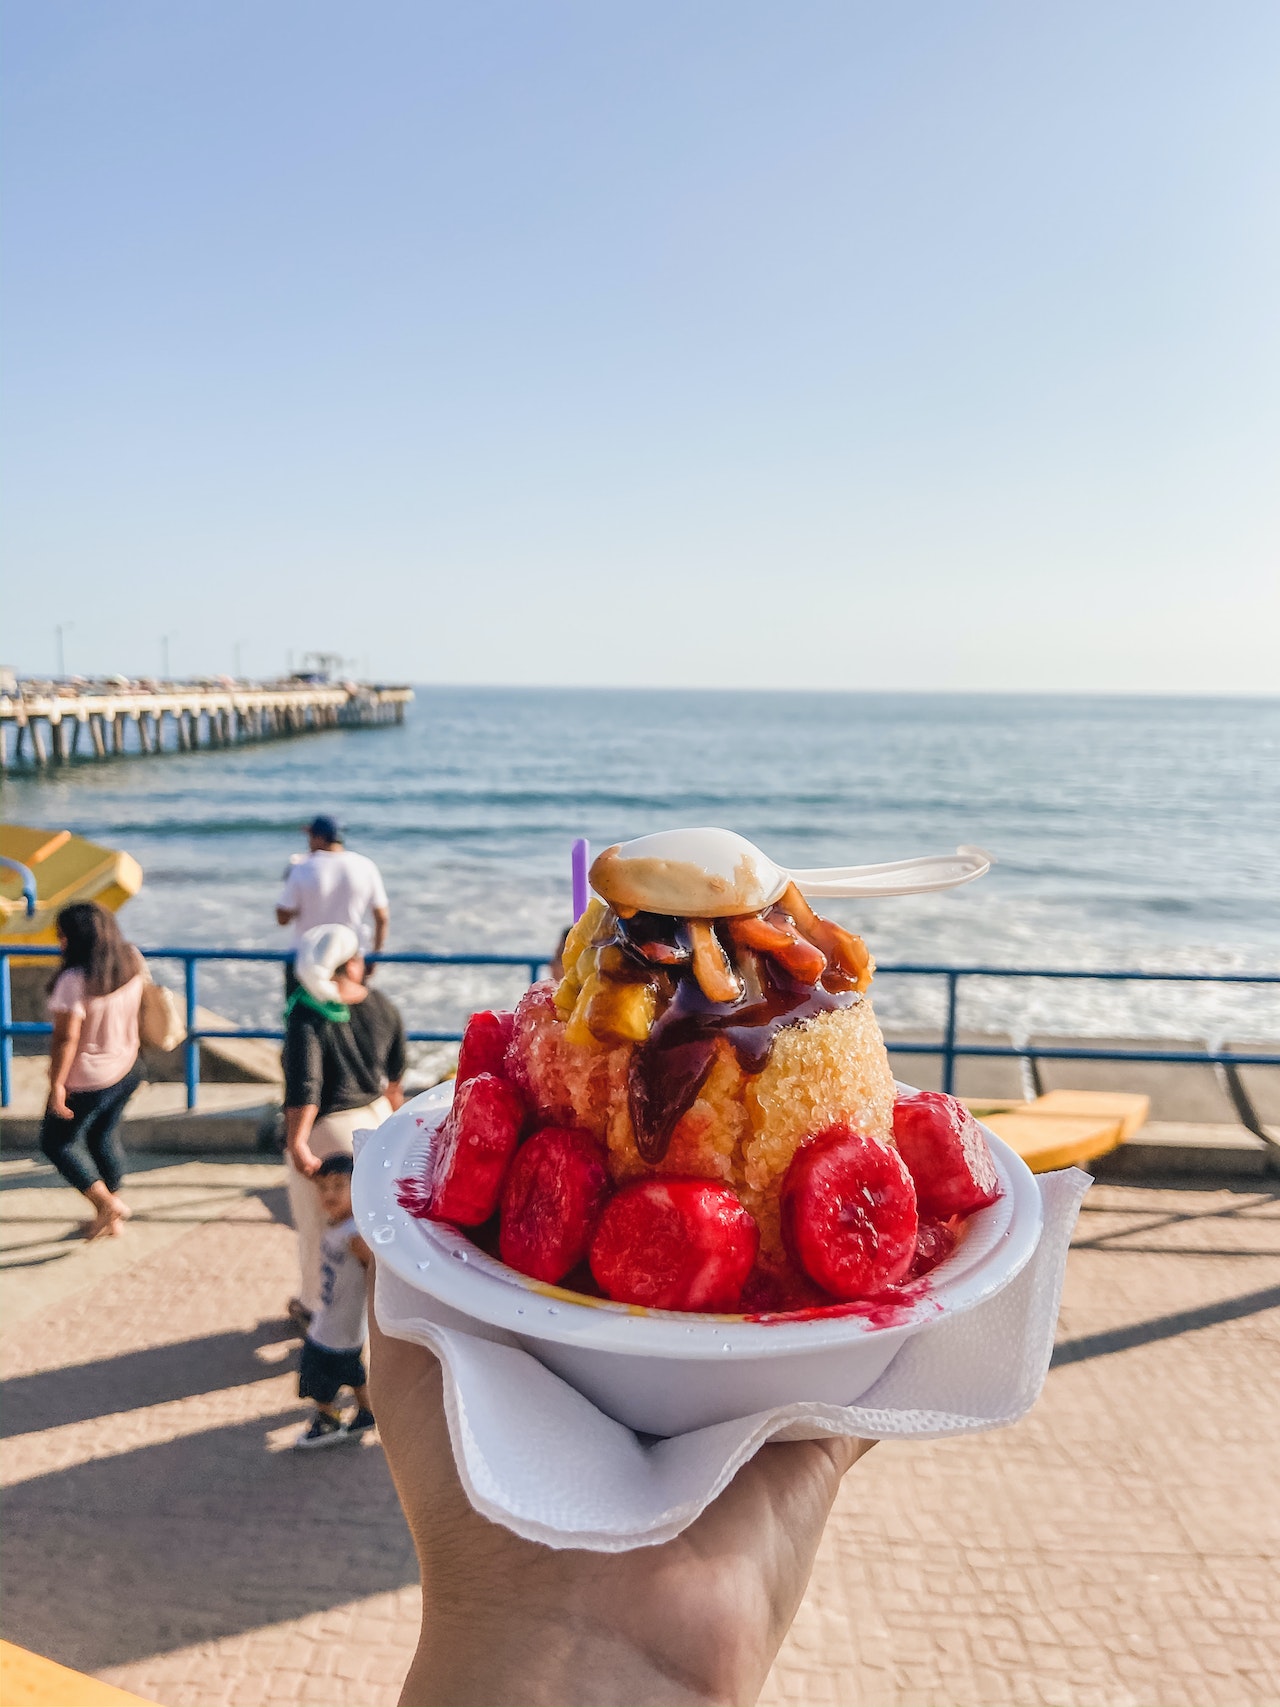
[{"xmin": 39, "ymin": 1072, "xmax": 140, "ymax": 1195}]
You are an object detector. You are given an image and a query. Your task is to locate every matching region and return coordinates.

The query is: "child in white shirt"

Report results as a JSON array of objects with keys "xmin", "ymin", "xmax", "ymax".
[{"xmin": 294, "ymin": 1155, "xmax": 375, "ymax": 1449}]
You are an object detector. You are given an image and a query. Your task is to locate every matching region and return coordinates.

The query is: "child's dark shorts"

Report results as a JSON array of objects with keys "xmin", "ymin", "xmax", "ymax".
[{"xmin": 299, "ymin": 1337, "xmax": 367, "ymax": 1405}]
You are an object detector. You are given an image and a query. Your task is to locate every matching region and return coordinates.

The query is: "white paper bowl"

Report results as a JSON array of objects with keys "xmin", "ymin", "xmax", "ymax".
[{"xmin": 354, "ymin": 1081, "xmax": 1043, "ymax": 1436}]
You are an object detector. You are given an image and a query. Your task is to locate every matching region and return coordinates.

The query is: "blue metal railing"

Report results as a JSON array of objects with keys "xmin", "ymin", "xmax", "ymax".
[
  {"xmin": 1, "ymin": 946, "xmax": 1278, "ymax": 1112},
  {"xmin": 0, "ymin": 946, "xmax": 548, "ymax": 1110},
  {"xmin": 874, "ymin": 964, "xmax": 1280, "ymax": 1090}
]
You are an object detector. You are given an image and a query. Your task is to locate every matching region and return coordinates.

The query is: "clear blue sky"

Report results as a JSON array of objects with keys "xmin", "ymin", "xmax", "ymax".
[{"xmin": 3, "ymin": 2, "xmax": 1277, "ymax": 690}]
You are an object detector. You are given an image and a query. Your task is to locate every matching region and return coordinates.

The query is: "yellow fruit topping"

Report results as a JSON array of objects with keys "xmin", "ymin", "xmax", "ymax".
[
  {"xmin": 564, "ymin": 972, "xmax": 609, "ymax": 1048},
  {"xmin": 554, "ymin": 897, "xmax": 611, "ymax": 1017},
  {"xmin": 562, "ymin": 897, "xmax": 607, "ymax": 975},
  {"xmin": 584, "ymin": 978, "xmax": 657, "ymax": 1045}
]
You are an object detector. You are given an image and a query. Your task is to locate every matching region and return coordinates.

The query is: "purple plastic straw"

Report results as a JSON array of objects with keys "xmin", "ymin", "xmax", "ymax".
[{"xmin": 571, "ymin": 838, "xmax": 590, "ymax": 921}]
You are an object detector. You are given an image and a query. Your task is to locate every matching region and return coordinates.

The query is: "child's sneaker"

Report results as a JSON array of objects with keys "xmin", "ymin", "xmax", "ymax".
[
  {"xmin": 346, "ymin": 1408, "xmax": 376, "ymax": 1438},
  {"xmin": 294, "ymin": 1410, "xmax": 347, "ymax": 1450}
]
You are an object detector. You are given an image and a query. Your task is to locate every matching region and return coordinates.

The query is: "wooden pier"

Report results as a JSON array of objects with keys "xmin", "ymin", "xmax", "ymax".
[{"xmin": 0, "ymin": 682, "xmax": 413, "ymax": 770}]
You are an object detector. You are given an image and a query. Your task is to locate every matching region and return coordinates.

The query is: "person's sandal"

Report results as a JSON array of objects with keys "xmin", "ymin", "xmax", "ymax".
[{"xmin": 346, "ymin": 1408, "xmax": 376, "ymax": 1439}]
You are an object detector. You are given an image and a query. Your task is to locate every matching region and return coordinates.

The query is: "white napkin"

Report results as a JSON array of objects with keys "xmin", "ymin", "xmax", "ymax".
[{"xmin": 370, "ymin": 1167, "xmax": 1090, "ymax": 1552}]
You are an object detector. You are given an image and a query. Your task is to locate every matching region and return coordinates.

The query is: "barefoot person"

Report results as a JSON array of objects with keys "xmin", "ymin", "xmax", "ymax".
[
  {"xmin": 41, "ymin": 902, "xmax": 145, "ymax": 1239},
  {"xmin": 283, "ymin": 923, "xmax": 406, "ymax": 1328}
]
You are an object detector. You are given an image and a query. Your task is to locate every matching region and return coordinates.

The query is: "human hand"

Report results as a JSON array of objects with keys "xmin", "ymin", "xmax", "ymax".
[
  {"xmin": 47, "ymin": 1085, "xmax": 73, "ymax": 1120},
  {"xmin": 369, "ymin": 1285, "xmax": 874, "ymax": 1707},
  {"xmin": 287, "ymin": 1139, "xmax": 321, "ymax": 1177}
]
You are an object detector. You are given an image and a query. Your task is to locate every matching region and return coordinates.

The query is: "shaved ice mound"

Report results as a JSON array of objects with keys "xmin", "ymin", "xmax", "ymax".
[
  {"xmin": 506, "ymin": 980, "xmax": 896, "ymax": 1261},
  {"xmin": 506, "ymin": 980, "xmax": 629, "ymax": 1139}
]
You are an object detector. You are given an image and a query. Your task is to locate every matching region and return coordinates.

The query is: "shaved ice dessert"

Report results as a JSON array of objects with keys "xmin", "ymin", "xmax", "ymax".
[{"xmin": 398, "ymin": 831, "xmax": 1001, "ymax": 1317}]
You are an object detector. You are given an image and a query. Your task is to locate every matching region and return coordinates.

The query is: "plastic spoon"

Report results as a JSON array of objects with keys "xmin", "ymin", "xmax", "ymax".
[
  {"xmin": 588, "ymin": 828, "xmax": 992, "ymax": 919},
  {"xmin": 781, "ymin": 846, "xmax": 993, "ymax": 898}
]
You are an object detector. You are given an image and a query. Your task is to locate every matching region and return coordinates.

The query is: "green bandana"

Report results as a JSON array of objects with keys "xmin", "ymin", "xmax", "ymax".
[{"xmin": 285, "ymin": 987, "xmax": 350, "ymax": 1024}]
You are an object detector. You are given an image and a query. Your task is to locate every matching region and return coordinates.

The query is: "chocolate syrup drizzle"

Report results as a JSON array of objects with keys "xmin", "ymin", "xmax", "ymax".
[{"xmin": 614, "ymin": 913, "xmax": 860, "ymax": 1163}]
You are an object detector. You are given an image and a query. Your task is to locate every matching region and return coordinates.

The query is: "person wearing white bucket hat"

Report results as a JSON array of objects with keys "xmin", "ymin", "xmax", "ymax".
[{"xmin": 282, "ymin": 922, "xmax": 406, "ymax": 1327}]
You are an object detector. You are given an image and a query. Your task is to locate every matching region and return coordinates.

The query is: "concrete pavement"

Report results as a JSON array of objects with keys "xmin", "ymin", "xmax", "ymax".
[{"xmin": 1, "ymin": 1153, "xmax": 1277, "ymax": 1706}]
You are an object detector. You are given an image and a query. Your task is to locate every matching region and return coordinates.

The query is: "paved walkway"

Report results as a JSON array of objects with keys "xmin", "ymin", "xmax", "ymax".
[{"xmin": 1, "ymin": 1153, "xmax": 1277, "ymax": 1706}]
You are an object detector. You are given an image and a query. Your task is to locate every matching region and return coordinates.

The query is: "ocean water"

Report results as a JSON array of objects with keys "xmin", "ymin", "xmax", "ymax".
[{"xmin": 5, "ymin": 689, "xmax": 1279, "ymax": 1044}]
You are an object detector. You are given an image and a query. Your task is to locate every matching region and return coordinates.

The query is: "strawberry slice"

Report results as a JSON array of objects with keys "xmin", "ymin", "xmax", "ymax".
[
  {"xmin": 892, "ymin": 1092, "xmax": 1002, "ymax": 1218},
  {"xmin": 908, "ymin": 1217, "xmax": 959, "ymax": 1279},
  {"xmin": 589, "ymin": 1179, "xmax": 759, "ymax": 1312},
  {"xmin": 780, "ymin": 1125, "xmax": 918, "ymax": 1300},
  {"xmin": 456, "ymin": 1009, "xmax": 516, "ymax": 1086},
  {"xmin": 499, "ymin": 1126, "xmax": 611, "ymax": 1284},
  {"xmin": 428, "ymin": 1072, "xmax": 526, "ymax": 1227}
]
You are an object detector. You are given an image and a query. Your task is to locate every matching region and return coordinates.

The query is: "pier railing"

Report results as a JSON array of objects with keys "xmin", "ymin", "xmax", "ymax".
[{"xmin": 2, "ymin": 946, "xmax": 1278, "ymax": 1112}]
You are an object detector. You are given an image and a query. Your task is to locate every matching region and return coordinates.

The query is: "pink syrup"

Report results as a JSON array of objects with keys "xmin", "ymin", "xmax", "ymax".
[{"xmin": 395, "ymin": 1176, "xmax": 435, "ymax": 1219}]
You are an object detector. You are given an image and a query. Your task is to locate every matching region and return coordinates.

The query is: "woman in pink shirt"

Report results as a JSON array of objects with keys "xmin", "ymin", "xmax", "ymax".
[{"xmin": 42, "ymin": 903, "xmax": 145, "ymax": 1238}]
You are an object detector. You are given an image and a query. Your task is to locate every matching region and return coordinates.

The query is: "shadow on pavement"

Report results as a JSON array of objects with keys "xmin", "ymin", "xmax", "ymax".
[
  {"xmin": 252, "ymin": 1182, "xmax": 292, "ymax": 1226},
  {"xmin": 1051, "ymin": 1282, "xmax": 1280, "ymax": 1367},
  {"xmin": 2, "ymin": 1409, "xmax": 416, "ymax": 1672},
  {"xmin": 0, "ymin": 1154, "xmax": 287, "ymax": 1190},
  {"xmin": 2, "ymin": 1321, "xmax": 300, "ymax": 1438},
  {"xmin": 0, "ymin": 1243, "xmax": 92, "ymax": 1272}
]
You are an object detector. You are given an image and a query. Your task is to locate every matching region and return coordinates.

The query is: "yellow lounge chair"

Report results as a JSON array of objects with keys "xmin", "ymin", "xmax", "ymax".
[
  {"xmin": 0, "ymin": 825, "xmax": 141, "ymax": 948},
  {"xmin": 966, "ymin": 1090, "xmax": 1150, "ymax": 1173}
]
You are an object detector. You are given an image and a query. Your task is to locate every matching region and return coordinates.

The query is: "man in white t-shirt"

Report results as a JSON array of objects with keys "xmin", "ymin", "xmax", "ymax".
[{"xmin": 276, "ymin": 817, "xmax": 389, "ymax": 990}]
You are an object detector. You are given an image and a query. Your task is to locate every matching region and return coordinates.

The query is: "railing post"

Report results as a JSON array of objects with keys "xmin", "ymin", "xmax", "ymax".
[
  {"xmin": 0, "ymin": 952, "xmax": 12, "ymax": 1109},
  {"xmin": 941, "ymin": 971, "xmax": 959, "ymax": 1094},
  {"xmin": 529, "ymin": 961, "xmax": 544, "ymax": 985},
  {"xmin": 184, "ymin": 956, "xmax": 199, "ymax": 1110}
]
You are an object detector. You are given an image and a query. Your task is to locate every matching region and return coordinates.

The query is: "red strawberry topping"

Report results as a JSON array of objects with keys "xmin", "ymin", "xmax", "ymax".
[
  {"xmin": 908, "ymin": 1217, "xmax": 959, "ymax": 1279},
  {"xmin": 589, "ymin": 1178, "xmax": 759, "ymax": 1312},
  {"xmin": 428, "ymin": 1072, "xmax": 526, "ymax": 1227},
  {"xmin": 780, "ymin": 1125, "xmax": 918, "ymax": 1300},
  {"xmin": 738, "ymin": 1261, "xmax": 833, "ymax": 1317},
  {"xmin": 456, "ymin": 1009, "xmax": 516, "ymax": 1086},
  {"xmin": 892, "ymin": 1092, "xmax": 1002, "ymax": 1218},
  {"xmin": 499, "ymin": 1126, "xmax": 611, "ymax": 1284}
]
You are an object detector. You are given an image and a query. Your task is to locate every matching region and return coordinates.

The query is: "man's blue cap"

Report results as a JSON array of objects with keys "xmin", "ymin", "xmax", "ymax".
[{"xmin": 307, "ymin": 815, "xmax": 343, "ymax": 842}]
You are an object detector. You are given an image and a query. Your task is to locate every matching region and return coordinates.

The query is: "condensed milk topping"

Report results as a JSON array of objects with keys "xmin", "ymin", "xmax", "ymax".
[{"xmin": 589, "ymin": 828, "xmax": 784, "ymax": 919}]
